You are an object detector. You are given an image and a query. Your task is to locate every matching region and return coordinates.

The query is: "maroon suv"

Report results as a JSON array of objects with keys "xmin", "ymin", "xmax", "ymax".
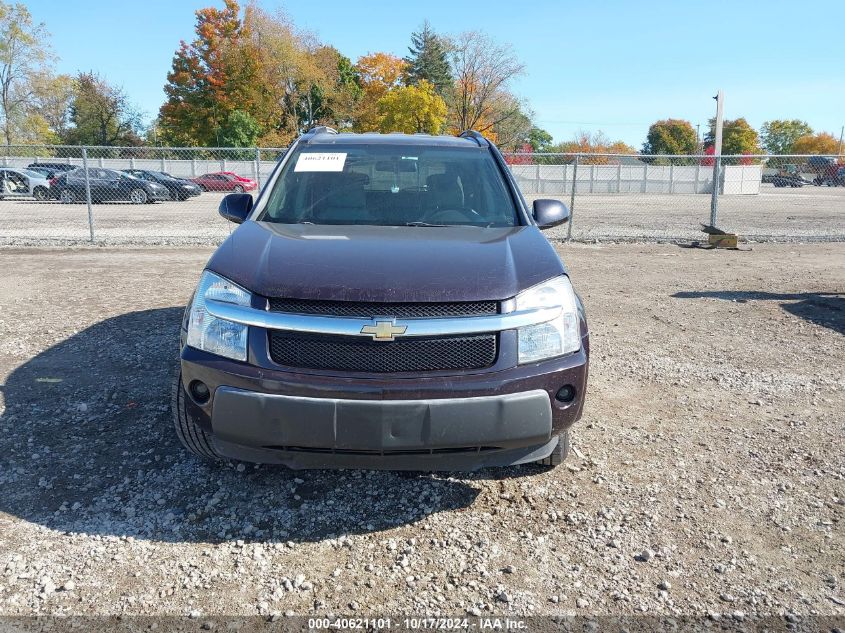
[{"xmin": 174, "ymin": 128, "xmax": 589, "ymax": 471}]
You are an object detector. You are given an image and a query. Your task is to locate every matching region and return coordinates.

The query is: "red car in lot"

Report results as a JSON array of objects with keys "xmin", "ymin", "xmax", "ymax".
[{"xmin": 191, "ymin": 171, "xmax": 258, "ymax": 192}]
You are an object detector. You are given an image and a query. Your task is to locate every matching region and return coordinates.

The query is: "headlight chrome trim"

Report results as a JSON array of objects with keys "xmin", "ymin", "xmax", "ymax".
[{"xmin": 204, "ymin": 299, "xmax": 562, "ymax": 339}]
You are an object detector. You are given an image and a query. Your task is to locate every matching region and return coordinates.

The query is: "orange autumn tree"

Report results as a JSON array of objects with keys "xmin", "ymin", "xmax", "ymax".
[
  {"xmin": 554, "ymin": 131, "xmax": 637, "ymax": 165},
  {"xmin": 353, "ymin": 52, "xmax": 407, "ymax": 131},
  {"xmin": 159, "ymin": 0, "xmax": 256, "ymax": 145},
  {"xmin": 792, "ymin": 132, "xmax": 840, "ymax": 155}
]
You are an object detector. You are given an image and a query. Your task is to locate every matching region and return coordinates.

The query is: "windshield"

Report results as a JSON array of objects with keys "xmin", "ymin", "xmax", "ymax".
[
  {"xmin": 258, "ymin": 143, "xmax": 519, "ymax": 227},
  {"xmin": 19, "ymin": 169, "xmax": 43, "ymax": 179}
]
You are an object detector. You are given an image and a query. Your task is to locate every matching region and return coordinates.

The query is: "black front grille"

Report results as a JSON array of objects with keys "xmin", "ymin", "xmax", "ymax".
[
  {"xmin": 268, "ymin": 332, "xmax": 497, "ymax": 373},
  {"xmin": 267, "ymin": 298, "xmax": 498, "ymax": 319}
]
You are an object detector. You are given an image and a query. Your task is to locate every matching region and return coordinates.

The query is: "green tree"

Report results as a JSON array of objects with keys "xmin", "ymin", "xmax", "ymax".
[
  {"xmin": 0, "ymin": 2, "xmax": 53, "ymax": 144},
  {"xmin": 705, "ymin": 117, "xmax": 759, "ymax": 155},
  {"xmin": 31, "ymin": 72, "xmax": 75, "ymax": 142},
  {"xmin": 377, "ymin": 80, "xmax": 446, "ymax": 134},
  {"xmin": 760, "ymin": 119, "xmax": 813, "ymax": 154},
  {"xmin": 528, "ymin": 127, "xmax": 553, "ymax": 152},
  {"xmin": 64, "ymin": 72, "xmax": 142, "ymax": 146},
  {"xmin": 219, "ymin": 109, "xmax": 260, "ymax": 147},
  {"xmin": 404, "ymin": 21, "xmax": 452, "ymax": 96},
  {"xmin": 642, "ymin": 119, "xmax": 698, "ymax": 155}
]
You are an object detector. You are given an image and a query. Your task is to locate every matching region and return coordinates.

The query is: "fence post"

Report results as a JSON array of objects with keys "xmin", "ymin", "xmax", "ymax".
[
  {"xmin": 709, "ymin": 90, "xmax": 724, "ymax": 227},
  {"xmin": 81, "ymin": 147, "xmax": 95, "ymax": 243},
  {"xmin": 567, "ymin": 154, "xmax": 579, "ymax": 240},
  {"xmin": 254, "ymin": 147, "xmax": 261, "ymax": 190}
]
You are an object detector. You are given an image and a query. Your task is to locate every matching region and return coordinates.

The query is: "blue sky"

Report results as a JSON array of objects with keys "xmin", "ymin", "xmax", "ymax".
[{"xmin": 25, "ymin": 0, "xmax": 845, "ymax": 147}]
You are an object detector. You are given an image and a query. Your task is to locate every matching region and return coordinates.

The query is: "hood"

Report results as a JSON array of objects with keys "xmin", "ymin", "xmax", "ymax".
[{"xmin": 207, "ymin": 221, "xmax": 566, "ymax": 302}]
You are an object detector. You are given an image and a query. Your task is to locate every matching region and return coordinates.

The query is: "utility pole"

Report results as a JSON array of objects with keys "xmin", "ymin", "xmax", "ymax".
[
  {"xmin": 709, "ymin": 90, "xmax": 724, "ymax": 228},
  {"xmin": 838, "ymin": 125, "xmax": 844, "ymax": 158}
]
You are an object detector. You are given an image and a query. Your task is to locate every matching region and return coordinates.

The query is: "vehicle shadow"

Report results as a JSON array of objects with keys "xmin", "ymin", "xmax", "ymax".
[
  {"xmin": 672, "ymin": 290, "xmax": 844, "ymax": 335},
  {"xmin": 0, "ymin": 308, "xmax": 489, "ymax": 545}
]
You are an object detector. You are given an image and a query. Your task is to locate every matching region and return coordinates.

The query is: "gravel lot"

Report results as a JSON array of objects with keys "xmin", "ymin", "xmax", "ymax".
[
  {"xmin": 0, "ymin": 243, "xmax": 843, "ymax": 622},
  {"xmin": 1, "ymin": 184, "xmax": 843, "ymax": 245}
]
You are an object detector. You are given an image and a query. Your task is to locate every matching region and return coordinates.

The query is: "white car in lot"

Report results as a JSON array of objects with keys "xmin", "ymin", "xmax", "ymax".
[{"xmin": 0, "ymin": 168, "xmax": 51, "ymax": 201}]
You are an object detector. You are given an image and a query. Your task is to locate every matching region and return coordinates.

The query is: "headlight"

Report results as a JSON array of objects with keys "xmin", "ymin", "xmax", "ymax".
[
  {"xmin": 515, "ymin": 276, "xmax": 581, "ymax": 364},
  {"xmin": 186, "ymin": 271, "xmax": 251, "ymax": 361}
]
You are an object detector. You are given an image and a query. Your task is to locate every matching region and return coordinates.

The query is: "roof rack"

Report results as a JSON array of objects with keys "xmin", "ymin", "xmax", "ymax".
[
  {"xmin": 304, "ymin": 125, "xmax": 338, "ymax": 137},
  {"xmin": 458, "ymin": 130, "xmax": 488, "ymax": 147}
]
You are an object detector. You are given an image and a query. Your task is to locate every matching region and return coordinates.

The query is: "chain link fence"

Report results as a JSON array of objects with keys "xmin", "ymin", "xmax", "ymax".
[
  {"xmin": 0, "ymin": 145, "xmax": 842, "ymax": 245},
  {"xmin": 506, "ymin": 153, "xmax": 845, "ymax": 242},
  {"xmin": 0, "ymin": 145, "xmax": 286, "ymax": 245}
]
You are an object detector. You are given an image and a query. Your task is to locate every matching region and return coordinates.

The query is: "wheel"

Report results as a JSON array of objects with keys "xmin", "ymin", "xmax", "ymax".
[
  {"xmin": 33, "ymin": 186, "xmax": 49, "ymax": 201},
  {"xmin": 59, "ymin": 189, "xmax": 76, "ymax": 204},
  {"xmin": 171, "ymin": 367, "xmax": 223, "ymax": 461},
  {"xmin": 535, "ymin": 430, "xmax": 570, "ymax": 467},
  {"xmin": 233, "ymin": 184, "xmax": 244, "ymax": 193},
  {"xmin": 129, "ymin": 188, "xmax": 148, "ymax": 204}
]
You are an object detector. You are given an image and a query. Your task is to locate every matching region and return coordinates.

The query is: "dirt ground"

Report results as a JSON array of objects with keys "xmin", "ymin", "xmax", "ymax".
[{"xmin": 0, "ymin": 242, "xmax": 842, "ymax": 622}]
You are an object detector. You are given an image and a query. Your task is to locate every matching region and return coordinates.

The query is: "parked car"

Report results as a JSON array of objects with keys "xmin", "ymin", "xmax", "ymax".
[
  {"xmin": 50, "ymin": 168, "xmax": 170, "ymax": 204},
  {"xmin": 123, "ymin": 169, "xmax": 202, "ymax": 200},
  {"xmin": 25, "ymin": 166, "xmax": 60, "ymax": 180},
  {"xmin": 0, "ymin": 168, "xmax": 51, "ymax": 201},
  {"xmin": 819, "ymin": 166, "xmax": 845, "ymax": 187},
  {"xmin": 190, "ymin": 171, "xmax": 258, "ymax": 192},
  {"xmin": 173, "ymin": 127, "xmax": 588, "ymax": 471},
  {"xmin": 772, "ymin": 174, "xmax": 811, "ymax": 187},
  {"xmin": 27, "ymin": 162, "xmax": 77, "ymax": 180}
]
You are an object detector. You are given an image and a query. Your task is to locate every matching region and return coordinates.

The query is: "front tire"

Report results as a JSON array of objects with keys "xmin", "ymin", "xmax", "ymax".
[
  {"xmin": 171, "ymin": 368, "xmax": 223, "ymax": 462},
  {"xmin": 129, "ymin": 188, "xmax": 148, "ymax": 204},
  {"xmin": 33, "ymin": 186, "xmax": 49, "ymax": 201},
  {"xmin": 59, "ymin": 189, "xmax": 76, "ymax": 204},
  {"xmin": 535, "ymin": 430, "xmax": 570, "ymax": 467},
  {"xmin": 233, "ymin": 184, "xmax": 244, "ymax": 193}
]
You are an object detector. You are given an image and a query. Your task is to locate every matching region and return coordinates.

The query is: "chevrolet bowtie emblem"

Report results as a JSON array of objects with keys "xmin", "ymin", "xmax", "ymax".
[{"xmin": 360, "ymin": 318, "xmax": 407, "ymax": 341}]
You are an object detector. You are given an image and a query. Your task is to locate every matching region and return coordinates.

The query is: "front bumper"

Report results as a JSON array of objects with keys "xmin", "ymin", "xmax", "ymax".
[
  {"xmin": 179, "ymin": 341, "xmax": 588, "ymax": 471},
  {"xmin": 210, "ymin": 387, "xmax": 555, "ymax": 469}
]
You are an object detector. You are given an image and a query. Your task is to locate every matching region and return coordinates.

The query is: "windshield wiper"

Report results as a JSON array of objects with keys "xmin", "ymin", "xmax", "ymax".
[{"xmin": 404, "ymin": 221, "xmax": 450, "ymax": 227}]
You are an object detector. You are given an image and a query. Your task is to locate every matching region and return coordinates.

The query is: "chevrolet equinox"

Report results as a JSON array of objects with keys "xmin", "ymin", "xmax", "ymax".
[{"xmin": 173, "ymin": 128, "xmax": 589, "ymax": 471}]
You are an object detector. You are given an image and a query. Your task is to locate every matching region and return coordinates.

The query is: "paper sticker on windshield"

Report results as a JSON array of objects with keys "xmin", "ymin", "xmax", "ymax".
[{"xmin": 294, "ymin": 152, "xmax": 347, "ymax": 172}]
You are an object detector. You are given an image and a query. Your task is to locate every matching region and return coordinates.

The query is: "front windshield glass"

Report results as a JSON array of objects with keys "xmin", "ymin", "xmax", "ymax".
[
  {"xmin": 259, "ymin": 143, "xmax": 519, "ymax": 227},
  {"xmin": 19, "ymin": 169, "xmax": 43, "ymax": 179}
]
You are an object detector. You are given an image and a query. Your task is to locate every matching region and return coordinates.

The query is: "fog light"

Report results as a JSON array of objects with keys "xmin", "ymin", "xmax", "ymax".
[
  {"xmin": 189, "ymin": 380, "xmax": 210, "ymax": 404},
  {"xmin": 555, "ymin": 385, "xmax": 576, "ymax": 403}
]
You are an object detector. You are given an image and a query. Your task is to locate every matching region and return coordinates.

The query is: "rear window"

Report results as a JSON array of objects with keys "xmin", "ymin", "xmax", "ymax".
[{"xmin": 258, "ymin": 143, "xmax": 519, "ymax": 227}]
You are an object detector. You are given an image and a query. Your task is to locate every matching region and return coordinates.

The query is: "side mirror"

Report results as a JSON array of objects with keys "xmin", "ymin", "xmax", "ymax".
[
  {"xmin": 218, "ymin": 193, "xmax": 253, "ymax": 224},
  {"xmin": 532, "ymin": 199, "xmax": 570, "ymax": 229}
]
